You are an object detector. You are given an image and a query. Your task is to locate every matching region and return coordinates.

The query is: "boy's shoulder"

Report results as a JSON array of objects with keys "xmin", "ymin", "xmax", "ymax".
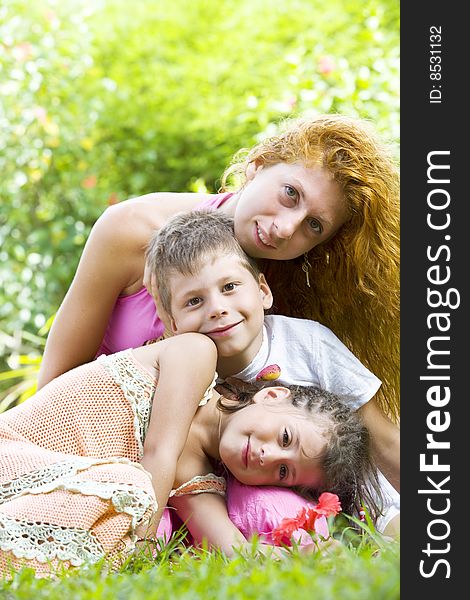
[{"xmin": 264, "ymin": 314, "xmax": 331, "ymax": 337}]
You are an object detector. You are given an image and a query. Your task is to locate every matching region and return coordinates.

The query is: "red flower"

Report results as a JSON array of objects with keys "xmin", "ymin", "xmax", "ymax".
[
  {"xmin": 303, "ymin": 507, "xmax": 319, "ymax": 531},
  {"xmin": 271, "ymin": 493, "xmax": 341, "ymax": 546},
  {"xmin": 301, "ymin": 494, "xmax": 342, "ymax": 531},
  {"xmin": 271, "ymin": 513, "xmax": 304, "ymax": 546},
  {"xmin": 315, "ymin": 492, "xmax": 342, "ymax": 517}
]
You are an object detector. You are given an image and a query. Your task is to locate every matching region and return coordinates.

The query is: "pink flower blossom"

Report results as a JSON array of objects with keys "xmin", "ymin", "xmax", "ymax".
[
  {"xmin": 33, "ymin": 107, "xmax": 48, "ymax": 125},
  {"xmin": 107, "ymin": 192, "xmax": 119, "ymax": 205},
  {"xmin": 81, "ymin": 175, "xmax": 97, "ymax": 189},
  {"xmin": 13, "ymin": 42, "xmax": 33, "ymax": 62},
  {"xmin": 286, "ymin": 96, "xmax": 297, "ymax": 109},
  {"xmin": 318, "ymin": 55, "xmax": 335, "ymax": 75}
]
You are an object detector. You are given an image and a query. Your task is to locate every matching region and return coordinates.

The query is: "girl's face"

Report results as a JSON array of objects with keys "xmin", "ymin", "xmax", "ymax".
[
  {"xmin": 219, "ymin": 387, "xmax": 326, "ymax": 488},
  {"xmin": 224, "ymin": 161, "xmax": 348, "ymax": 260}
]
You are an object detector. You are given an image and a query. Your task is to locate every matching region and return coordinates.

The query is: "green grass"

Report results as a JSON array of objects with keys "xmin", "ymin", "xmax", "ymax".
[{"xmin": 0, "ymin": 528, "xmax": 399, "ymax": 600}]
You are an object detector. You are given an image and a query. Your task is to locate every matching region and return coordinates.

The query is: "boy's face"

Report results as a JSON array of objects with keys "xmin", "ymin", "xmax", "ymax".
[{"xmin": 169, "ymin": 254, "xmax": 273, "ymax": 376}]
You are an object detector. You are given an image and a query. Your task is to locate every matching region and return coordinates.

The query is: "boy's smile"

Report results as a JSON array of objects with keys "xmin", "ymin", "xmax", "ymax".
[
  {"xmin": 169, "ymin": 254, "xmax": 273, "ymax": 377},
  {"xmin": 204, "ymin": 320, "xmax": 243, "ymax": 337}
]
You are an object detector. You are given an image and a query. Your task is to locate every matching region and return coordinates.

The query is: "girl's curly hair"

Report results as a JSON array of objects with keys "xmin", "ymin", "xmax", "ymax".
[{"xmin": 217, "ymin": 380, "xmax": 384, "ymax": 524}]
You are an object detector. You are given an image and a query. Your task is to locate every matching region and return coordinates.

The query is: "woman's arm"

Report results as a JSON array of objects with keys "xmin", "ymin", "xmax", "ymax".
[
  {"xmin": 37, "ymin": 201, "xmax": 155, "ymax": 388},
  {"xmin": 138, "ymin": 334, "xmax": 218, "ymax": 537},
  {"xmin": 38, "ymin": 192, "xmax": 210, "ymax": 388},
  {"xmin": 358, "ymin": 399, "xmax": 400, "ymax": 492}
]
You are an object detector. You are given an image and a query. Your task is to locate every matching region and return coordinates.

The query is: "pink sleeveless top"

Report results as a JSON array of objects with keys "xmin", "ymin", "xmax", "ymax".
[{"xmin": 97, "ymin": 193, "xmax": 233, "ymax": 356}]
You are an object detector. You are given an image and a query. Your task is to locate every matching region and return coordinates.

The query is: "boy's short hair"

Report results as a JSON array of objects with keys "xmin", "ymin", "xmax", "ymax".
[{"xmin": 146, "ymin": 210, "xmax": 260, "ymax": 315}]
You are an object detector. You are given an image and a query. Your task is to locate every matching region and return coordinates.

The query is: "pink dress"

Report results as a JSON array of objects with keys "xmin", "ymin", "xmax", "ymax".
[{"xmin": 0, "ymin": 350, "xmax": 224, "ymax": 577}]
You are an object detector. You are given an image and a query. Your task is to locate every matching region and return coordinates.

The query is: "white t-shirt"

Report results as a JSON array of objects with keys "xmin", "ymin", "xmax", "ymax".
[{"xmin": 232, "ymin": 315, "xmax": 382, "ymax": 410}]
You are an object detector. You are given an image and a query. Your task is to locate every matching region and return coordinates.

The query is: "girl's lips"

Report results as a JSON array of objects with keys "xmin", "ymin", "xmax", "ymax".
[{"xmin": 243, "ymin": 437, "xmax": 250, "ymax": 468}]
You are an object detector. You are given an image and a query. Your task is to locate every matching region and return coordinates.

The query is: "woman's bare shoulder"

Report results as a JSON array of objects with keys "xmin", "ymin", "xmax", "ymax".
[
  {"xmin": 86, "ymin": 192, "xmax": 213, "ymax": 294},
  {"xmin": 108, "ymin": 192, "xmax": 210, "ymax": 228}
]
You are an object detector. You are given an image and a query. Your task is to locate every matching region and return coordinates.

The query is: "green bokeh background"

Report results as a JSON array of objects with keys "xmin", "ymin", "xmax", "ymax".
[{"xmin": 0, "ymin": 0, "xmax": 399, "ymax": 398}]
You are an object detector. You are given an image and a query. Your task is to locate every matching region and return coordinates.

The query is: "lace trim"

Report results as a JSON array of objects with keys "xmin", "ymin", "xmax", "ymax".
[
  {"xmin": 0, "ymin": 513, "xmax": 104, "ymax": 566},
  {"xmin": 97, "ymin": 350, "xmax": 156, "ymax": 457},
  {"xmin": 28, "ymin": 478, "xmax": 156, "ymax": 528},
  {"xmin": 170, "ymin": 473, "xmax": 226, "ymax": 498},
  {"xmin": 0, "ymin": 457, "xmax": 97, "ymax": 505},
  {"xmin": 98, "ymin": 350, "xmax": 218, "ymax": 453},
  {"xmin": 1, "ymin": 456, "xmax": 154, "ymax": 520},
  {"xmin": 198, "ymin": 372, "xmax": 218, "ymax": 406}
]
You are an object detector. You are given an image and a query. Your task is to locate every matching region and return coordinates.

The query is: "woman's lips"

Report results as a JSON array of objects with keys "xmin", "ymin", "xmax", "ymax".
[{"xmin": 254, "ymin": 223, "xmax": 276, "ymax": 250}]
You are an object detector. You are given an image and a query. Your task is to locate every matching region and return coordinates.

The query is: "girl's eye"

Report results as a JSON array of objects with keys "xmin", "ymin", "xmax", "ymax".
[
  {"xmin": 284, "ymin": 185, "xmax": 298, "ymax": 203},
  {"xmin": 282, "ymin": 428, "xmax": 290, "ymax": 447},
  {"xmin": 223, "ymin": 282, "xmax": 236, "ymax": 292},
  {"xmin": 187, "ymin": 297, "xmax": 201, "ymax": 307},
  {"xmin": 307, "ymin": 218, "xmax": 322, "ymax": 234},
  {"xmin": 279, "ymin": 464, "xmax": 288, "ymax": 481}
]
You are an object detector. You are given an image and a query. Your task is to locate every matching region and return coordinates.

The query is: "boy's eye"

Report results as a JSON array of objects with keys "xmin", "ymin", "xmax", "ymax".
[
  {"xmin": 307, "ymin": 218, "xmax": 322, "ymax": 234},
  {"xmin": 223, "ymin": 282, "xmax": 237, "ymax": 292},
  {"xmin": 279, "ymin": 464, "xmax": 288, "ymax": 480},
  {"xmin": 187, "ymin": 297, "xmax": 201, "ymax": 307},
  {"xmin": 282, "ymin": 428, "xmax": 290, "ymax": 447}
]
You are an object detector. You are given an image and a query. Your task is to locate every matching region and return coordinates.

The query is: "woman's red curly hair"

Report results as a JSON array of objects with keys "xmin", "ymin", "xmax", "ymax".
[{"xmin": 221, "ymin": 114, "xmax": 400, "ymax": 421}]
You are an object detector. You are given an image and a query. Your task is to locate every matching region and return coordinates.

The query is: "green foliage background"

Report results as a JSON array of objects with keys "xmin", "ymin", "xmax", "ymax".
[{"xmin": 0, "ymin": 0, "xmax": 399, "ymax": 389}]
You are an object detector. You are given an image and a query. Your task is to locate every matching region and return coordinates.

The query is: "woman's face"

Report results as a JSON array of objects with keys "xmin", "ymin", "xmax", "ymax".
[
  {"xmin": 224, "ymin": 162, "xmax": 349, "ymax": 261},
  {"xmin": 219, "ymin": 387, "xmax": 326, "ymax": 488}
]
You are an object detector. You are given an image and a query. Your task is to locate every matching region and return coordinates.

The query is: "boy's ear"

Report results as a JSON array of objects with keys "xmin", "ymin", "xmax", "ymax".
[
  {"xmin": 169, "ymin": 316, "xmax": 179, "ymax": 334},
  {"xmin": 258, "ymin": 273, "xmax": 273, "ymax": 310},
  {"xmin": 245, "ymin": 159, "xmax": 264, "ymax": 181}
]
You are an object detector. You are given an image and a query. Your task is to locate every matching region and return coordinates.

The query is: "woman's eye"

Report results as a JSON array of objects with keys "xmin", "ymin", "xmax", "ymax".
[
  {"xmin": 282, "ymin": 428, "xmax": 289, "ymax": 447},
  {"xmin": 284, "ymin": 185, "xmax": 298, "ymax": 203},
  {"xmin": 223, "ymin": 282, "xmax": 236, "ymax": 292},
  {"xmin": 307, "ymin": 218, "xmax": 322, "ymax": 234},
  {"xmin": 279, "ymin": 464, "xmax": 288, "ymax": 480},
  {"xmin": 187, "ymin": 297, "xmax": 201, "ymax": 307}
]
